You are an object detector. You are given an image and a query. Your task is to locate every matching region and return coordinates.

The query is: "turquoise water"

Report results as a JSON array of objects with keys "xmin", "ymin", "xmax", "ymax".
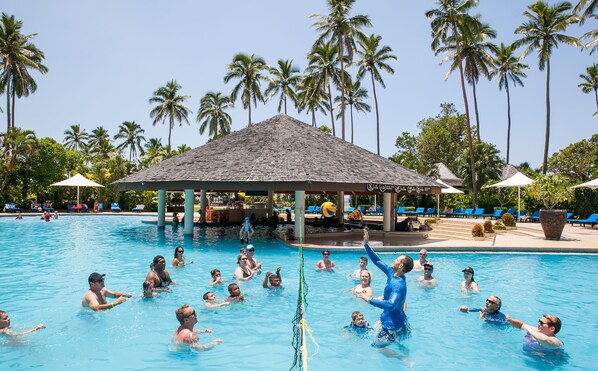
[{"xmin": 1, "ymin": 215, "xmax": 597, "ymax": 370}]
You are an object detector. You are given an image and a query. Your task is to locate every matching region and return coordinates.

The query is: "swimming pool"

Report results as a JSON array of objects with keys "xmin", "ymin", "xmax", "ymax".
[{"xmin": 1, "ymin": 215, "xmax": 596, "ymax": 370}]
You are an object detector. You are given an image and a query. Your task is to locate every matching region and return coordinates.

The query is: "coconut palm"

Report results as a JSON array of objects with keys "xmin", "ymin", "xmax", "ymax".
[
  {"xmin": 296, "ymin": 74, "xmax": 330, "ymax": 128},
  {"xmin": 141, "ymin": 138, "xmax": 166, "ymax": 167},
  {"xmin": 88, "ymin": 126, "xmax": 109, "ymax": 150},
  {"xmin": 90, "ymin": 137, "xmax": 116, "ymax": 160},
  {"xmin": 426, "ymin": 0, "xmax": 480, "ymax": 206},
  {"xmin": 356, "ymin": 33, "xmax": 397, "ymax": 154},
  {"xmin": 265, "ymin": 59, "xmax": 301, "ymax": 115},
  {"xmin": 0, "ymin": 13, "xmax": 48, "ymax": 132},
  {"xmin": 578, "ymin": 63, "xmax": 598, "ymax": 112},
  {"xmin": 334, "ymin": 77, "xmax": 370, "ymax": 144},
  {"xmin": 196, "ymin": 91, "xmax": 233, "ymax": 141},
  {"xmin": 514, "ymin": 1, "xmax": 580, "ymax": 174},
  {"xmin": 63, "ymin": 124, "xmax": 89, "ymax": 151},
  {"xmin": 489, "ymin": 43, "xmax": 529, "ymax": 165},
  {"xmin": 172, "ymin": 144, "xmax": 191, "ymax": 156},
  {"xmin": 574, "ymin": 0, "xmax": 597, "ymax": 22},
  {"xmin": 437, "ymin": 18, "xmax": 497, "ymax": 141},
  {"xmin": 457, "ymin": 141, "xmax": 504, "ymax": 196},
  {"xmin": 148, "ymin": 80, "xmax": 192, "ymax": 158},
  {"xmin": 224, "ymin": 53, "xmax": 268, "ymax": 126},
  {"xmin": 114, "ymin": 121, "xmax": 145, "ymax": 161},
  {"xmin": 0, "ymin": 127, "xmax": 36, "ymax": 194},
  {"xmin": 311, "ymin": 0, "xmax": 371, "ymax": 141}
]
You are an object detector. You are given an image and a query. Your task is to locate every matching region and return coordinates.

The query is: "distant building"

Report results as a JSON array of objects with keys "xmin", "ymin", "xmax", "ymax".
[{"xmin": 433, "ymin": 163, "xmax": 463, "ymax": 188}]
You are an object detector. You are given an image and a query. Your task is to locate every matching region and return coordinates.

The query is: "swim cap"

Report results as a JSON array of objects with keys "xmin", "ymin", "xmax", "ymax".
[{"xmin": 246, "ymin": 244, "xmax": 254, "ymax": 251}]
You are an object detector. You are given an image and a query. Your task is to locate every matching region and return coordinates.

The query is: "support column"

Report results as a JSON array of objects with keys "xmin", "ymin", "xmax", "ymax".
[
  {"xmin": 200, "ymin": 189, "xmax": 207, "ymax": 215},
  {"xmin": 336, "ymin": 191, "xmax": 344, "ymax": 225},
  {"xmin": 184, "ymin": 189, "xmax": 194, "ymax": 235},
  {"xmin": 383, "ymin": 193, "xmax": 393, "ymax": 232},
  {"xmin": 267, "ymin": 190, "xmax": 274, "ymax": 217},
  {"xmin": 157, "ymin": 189, "xmax": 166, "ymax": 229},
  {"xmin": 295, "ymin": 191, "xmax": 305, "ymax": 242}
]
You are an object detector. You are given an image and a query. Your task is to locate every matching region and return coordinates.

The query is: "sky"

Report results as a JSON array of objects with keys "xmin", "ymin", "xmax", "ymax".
[{"xmin": 3, "ymin": 0, "xmax": 597, "ymax": 170}]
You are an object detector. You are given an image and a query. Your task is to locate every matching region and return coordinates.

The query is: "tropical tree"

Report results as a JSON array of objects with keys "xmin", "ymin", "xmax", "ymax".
[
  {"xmin": 311, "ymin": 0, "xmax": 371, "ymax": 141},
  {"xmin": 196, "ymin": 91, "xmax": 233, "ymax": 141},
  {"xmin": 356, "ymin": 33, "xmax": 397, "ymax": 154},
  {"xmin": 426, "ymin": 0, "xmax": 480, "ymax": 206},
  {"xmin": 265, "ymin": 59, "xmax": 301, "ymax": 114},
  {"xmin": 305, "ymin": 41, "xmax": 342, "ymax": 136},
  {"xmin": 574, "ymin": 0, "xmax": 597, "ymax": 22},
  {"xmin": 63, "ymin": 124, "xmax": 89, "ymax": 151},
  {"xmin": 456, "ymin": 140, "xmax": 504, "ymax": 197},
  {"xmin": 489, "ymin": 42, "xmax": 529, "ymax": 164},
  {"xmin": 148, "ymin": 80, "xmax": 192, "ymax": 158},
  {"xmin": 296, "ymin": 74, "xmax": 330, "ymax": 127},
  {"xmin": 0, "ymin": 127, "xmax": 37, "ymax": 195},
  {"xmin": 578, "ymin": 63, "xmax": 598, "ymax": 112},
  {"xmin": 438, "ymin": 18, "xmax": 497, "ymax": 141},
  {"xmin": 87, "ymin": 126, "xmax": 109, "ymax": 151},
  {"xmin": 0, "ymin": 13, "xmax": 48, "ymax": 131},
  {"xmin": 548, "ymin": 137, "xmax": 598, "ymax": 181},
  {"xmin": 514, "ymin": 0, "xmax": 580, "ymax": 174},
  {"xmin": 141, "ymin": 138, "xmax": 166, "ymax": 167},
  {"xmin": 334, "ymin": 77, "xmax": 370, "ymax": 144},
  {"xmin": 114, "ymin": 121, "xmax": 145, "ymax": 161},
  {"xmin": 172, "ymin": 144, "xmax": 191, "ymax": 156},
  {"xmin": 223, "ymin": 53, "xmax": 268, "ymax": 126}
]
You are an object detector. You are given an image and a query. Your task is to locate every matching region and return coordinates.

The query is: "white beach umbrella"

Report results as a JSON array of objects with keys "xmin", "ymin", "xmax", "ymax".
[
  {"xmin": 486, "ymin": 172, "xmax": 534, "ymax": 221},
  {"xmin": 51, "ymin": 173, "xmax": 104, "ymax": 205},
  {"xmin": 571, "ymin": 177, "xmax": 598, "ymax": 189},
  {"xmin": 436, "ymin": 179, "xmax": 463, "ymax": 217}
]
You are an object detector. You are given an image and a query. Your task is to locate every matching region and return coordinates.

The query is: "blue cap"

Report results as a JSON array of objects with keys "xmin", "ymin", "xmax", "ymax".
[{"xmin": 246, "ymin": 244, "xmax": 254, "ymax": 251}]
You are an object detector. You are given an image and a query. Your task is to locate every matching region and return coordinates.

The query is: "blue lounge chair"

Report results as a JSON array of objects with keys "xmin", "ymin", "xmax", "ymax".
[
  {"xmin": 132, "ymin": 204, "xmax": 145, "ymax": 212},
  {"xmin": 283, "ymin": 206, "xmax": 291, "ymax": 212},
  {"xmin": 489, "ymin": 209, "xmax": 504, "ymax": 219},
  {"xmin": 506, "ymin": 208, "xmax": 516, "ymax": 216},
  {"xmin": 449, "ymin": 207, "xmax": 465, "ymax": 217},
  {"xmin": 397, "ymin": 206, "xmax": 407, "ymax": 216},
  {"xmin": 528, "ymin": 211, "xmax": 540, "ymax": 222},
  {"xmin": 3, "ymin": 203, "xmax": 21, "ymax": 212},
  {"xmin": 406, "ymin": 207, "xmax": 425, "ymax": 216},
  {"xmin": 423, "ymin": 207, "xmax": 436, "ymax": 215},
  {"xmin": 472, "ymin": 208, "xmax": 485, "ymax": 218},
  {"xmin": 357, "ymin": 206, "xmax": 365, "ymax": 213},
  {"xmin": 306, "ymin": 206, "xmax": 316, "ymax": 214},
  {"xmin": 569, "ymin": 213, "xmax": 598, "ymax": 227},
  {"xmin": 273, "ymin": 206, "xmax": 281, "ymax": 212},
  {"xmin": 462, "ymin": 208, "xmax": 474, "ymax": 218},
  {"xmin": 315, "ymin": 206, "xmax": 321, "ymax": 214},
  {"xmin": 345, "ymin": 207, "xmax": 355, "ymax": 213},
  {"xmin": 376, "ymin": 207, "xmax": 384, "ymax": 215},
  {"xmin": 110, "ymin": 203, "xmax": 121, "ymax": 212}
]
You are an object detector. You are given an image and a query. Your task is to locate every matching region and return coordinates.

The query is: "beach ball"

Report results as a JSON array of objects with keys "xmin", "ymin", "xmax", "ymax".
[{"xmin": 321, "ymin": 202, "xmax": 336, "ymax": 218}]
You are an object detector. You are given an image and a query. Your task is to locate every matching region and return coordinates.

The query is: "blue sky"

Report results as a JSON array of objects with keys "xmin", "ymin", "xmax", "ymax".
[{"xmin": 4, "ymin": 0, "xmax": 596, "ymax": 169}]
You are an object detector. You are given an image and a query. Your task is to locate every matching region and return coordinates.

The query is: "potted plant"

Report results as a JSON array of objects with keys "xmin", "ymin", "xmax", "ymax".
[
  {"xmin": 502, "ymin": 213, "xmax": 517, "ymax": 230},
  {"xmin": 526, "ymin": 175, "xmax": 574, "ymax": 240},
  {"xmin": 483, "ymin": 220, "xmax": 495, "ymax": 237},
  {"xmin": 471, "ymin": 223, "xmax": 485, "ymax": 241},
  {"xmin": 493, "ymin": 221, "xmax": 506, "ymax": 233}
]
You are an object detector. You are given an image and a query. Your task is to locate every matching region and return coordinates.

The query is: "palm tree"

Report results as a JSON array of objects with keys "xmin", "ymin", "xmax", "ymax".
[
  {"xmin": 426, "ymin": 0, "xmax": 480, "ymax": 206},
  {"xmin": 223, "ymin": 53, "xmax": 268, "ymax": 126},
  {"xmin": 437, "ymin": 18, "xmax": 497, "ymax": 141},
  {"xmin": 489, "ymin": 43, "xmax": 529, "ymax": 165},
  {"xmin": 0, "ymin": 127, "xmax": 36, "ymax": 194},
  {"xmin": 148, "ymin": 80, "xmax": 192, "ymax": 158},
  {"xmin": 141, "ymin": 138, "xmax": 166, "ymax": 167},
  {"xmin": 172, "ymin": 144, "xmax": 191, "ymax": 156},
  {"xmin": 88, "ymin": 126, "xmax": 109, "ymax": 150},
  {"xmin": 196, "ymin": 91, "xmax": 233, "ymax": 141},
  {"xmin": 574, "ymin": 0, "xmax": 597, "ymax": 22},
  {"xmin": 334, "ymin": 77, "xmax": 370, "ymax": 144},
  {"xmin": 578, "ymin": 63, "xmax": 598, "ymax": 112},
  {"xmin": 311, "ymin": 0, "xmax": 371, "ymax": 142},
  {"xmin": 306, "ymin": 41, "xmax": 343, "ymax": 136},
  {"xmin": 356, "ymin": 33, "xmax": 397, "ymax": 154},
  {"xmin": 114, "ymin": 121, "xmax": 145, "ymax": 161},
  {"xmin": 457, "ymin": 141, "xmax": 504, "ymax": 196},
  {"xmin": 297, "ymin": 74, "xmax": 330, "ymax": 127},
  {"xmin": 90, "ymin": 137, "xmax": 115, "ymax": 160},
  {"xmin": 514, "ymin": 1, "xmax": 580, "ymax": 174},
  {"xmin": 0, "ymin": 13, "xmax": 48, "ymax": 132},
  {"xmin": 63, "ymin": 124, "xmax": 89, "ymax": 151},
  {"xmin": 265, "ymin": 59, "xmax": 301, "ymax": 114}
]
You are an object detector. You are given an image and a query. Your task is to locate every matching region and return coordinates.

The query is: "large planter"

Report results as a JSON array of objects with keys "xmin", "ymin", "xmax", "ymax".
[{"xmin": 539, "ymin": 209, "xmax": 567, "ymax": 240}]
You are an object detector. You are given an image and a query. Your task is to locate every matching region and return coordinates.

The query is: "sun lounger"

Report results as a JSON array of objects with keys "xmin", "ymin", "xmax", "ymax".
[
  {"xmin": 345, "ymin": 207, "xmax": 355, "ymax": 213},
  {"xmin": 447, "ymin": 207, "xmax": 464, "ymax": 217},
  {"xmin": 462, "ymin": 208, "xmax": 474, "ymax": 218},
  {"xmin": 4, "ymin": 203, "xmax": 21, "ymax": 212},
  {"xmin": 423, "ymin": 207, "xmax": 436, "ymax": 216},
  {"xmin": 132, "ymin": 204, "xmax": 145, "ymax": 212},
  {"xmin": 472, "ymin": 208, "xmax": 485, "ymax": 218},
  {"xmin": 488, "ymin": 209, "xmax": 504, "ymax": 219},
  {"xmin": 397, "ymin": 206, "xmax": 407, "ymax": 216},
  {"xmin": 110, "ymin": 203, "xmax": 121, "ymax": 212},
  {"xmin": 526, "ymin": 211, "xmax": 540, "ymax": 222},
  {"xmin": 306, "ymin": 206, "xmax": 316, "ymax": 214},
  {"xmin": 569, "ymin": 213, "xmax": 598, "ymax": 227}
]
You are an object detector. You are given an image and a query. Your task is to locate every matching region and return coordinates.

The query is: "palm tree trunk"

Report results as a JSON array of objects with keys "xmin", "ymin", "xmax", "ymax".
[
  {"xmin": 453, "ymin": 25, "xmax": 477, "ymax": 207},
  {"xmin": 284, "ymin": 95, "xmax": 287, "ymax": 115},
  {"xmin": 11, "ymin": 92, "xmax": 16, "ymax": 130},
  {"xmin": 350, "ymin": 103, "xmax": 354, "ymax": 144},
  {"xmin": 542, "ymin": 59, "xmax": 551, "ymax": 175},
  {"xmin": 472, "ymin": 82, "xmax": 481, "ymax": 141},
  {"xmin": 167, "ymin": 119, "xmax": 173, "ymax": 158},
  {"xmin": 370, "ymin": 72, "xmax": 381, "ymax": 155},
  {"xmin": 505, "ymin": 80, "xmax": 512, "ymax": 165},
  {"xmin": 327, "ymin": 85, "xmax": 336, "ymax": 136},
  {"xmin": 594, "ymin": 87, "xmax": 597, "ymax": 112},
  {"xmin": 248, "ymin": 98, "xmax": 252, "ymax": 127},
  {"xmin": 339, "ymin": 37, "xmax": 346, "ymax": 141},
  {"xmin": 6, "ymin": 65, "xmax": 11, "ymax": 133},
  {"xmin": 311, "ymin": 109, "xmax": 317, "ymax": 128}
]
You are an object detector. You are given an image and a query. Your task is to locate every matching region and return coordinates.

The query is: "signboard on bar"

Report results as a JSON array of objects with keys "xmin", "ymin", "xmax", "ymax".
[{"xmin": 366, "ymin": 184, "xmax": 432, "ymax": 194}]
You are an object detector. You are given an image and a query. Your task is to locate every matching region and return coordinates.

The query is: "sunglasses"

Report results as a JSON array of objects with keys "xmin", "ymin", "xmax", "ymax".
[
  {"xmin": 420, "ymin": 253, "xmax": 427, "ymax": 256},
  {"xmin": 538, "ymin": 318, "xmax": 551, "ymax": 327},
  {"xmin": 241, "ymin": 258, "xmax": 248, "ymax": 261},
  {"xmin": 177, "ymin": 250, "xmax": 184, "ymax": 253},
  {"xmin": 184, "ymin": 310, "xmax": 196, "ymax": 319},
  {"xmin": 424, "ymin": 268, "xmax": 432, "ymax": 272},
  {"xmin": 486, "ymin": 299, "xmax": 499, "ymax": 305},
  {"xmin": 323, "ymin": 253, "xmax": 330, "ymax": 256}
]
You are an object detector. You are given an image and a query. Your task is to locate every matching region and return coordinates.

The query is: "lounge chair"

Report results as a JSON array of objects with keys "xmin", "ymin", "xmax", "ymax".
[
  {"xmin": 506, "ymin": 208, "xmax": 516, "ymax": 216},
  {"xmin": 569, "ymin": 213, "xmax": 598, "ymax": 227},
  {"xmin": 376, "ymin": 207, "xmax": 384, "ymax": 215},
  {"xmin": 472, "ymin": 208, "xmax": 485, "ymax": 218},
  {"xmin": 397, "ymin": 206, "xmax": 407, "ymax": 216},
  {"xmin": 306, "ymin": 206, "xmax": 316, "ymax": 214},
  {"xmin": 406, "ymin": 207, "xmax": 425, "ymax": 216},
  {"xmin": 110, "ymin": 203, "xmax": 121, "ymax": 212},
  {"xmin": 527, "ymin": 211, "xmax": 540, "ymax": 222},
  {"xmin": 423, "ymin": 207, "xmax": 436, "ymax": 216},
  {"xmin": 462, "ymin": 208, "xmax": 474, "ymax": 218},
  {"xmin": 356, "ymin": 206, "xmax": 365, "ymax": 213},
  {"xmin": 488, "ymin": 209, "xmax": 504, "ymax": 219},
  {"xmin": 132, "ymin": 204, "xmax": 145, "ymax": 212},
  {"xmin": 315, "ymin": 206, "xmax": 321, "ymax": 214},
  {"xmin": 3, "ymin": 203, "xmax": 21, "ymax": 212},
  {"xmin": 448, "ymin": 207, "xmax": 465, "ymax": 217},
  {"xmin": 345, "ymin": 207, "xmax": 355, "ymax": 213},
  {"xmin": 273, "ymin": 206, "xmax": 281, "ymax": 212}
]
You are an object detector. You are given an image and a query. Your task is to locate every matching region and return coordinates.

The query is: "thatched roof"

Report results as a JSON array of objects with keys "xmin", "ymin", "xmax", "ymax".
[
  {"xmin": 113, "ymin": 115, "xmax": 441, "ymax": 195},
  {"xmin": 434, "ymin": 163, "xmax": 463, "ymax": 187},
  {"xmin": 501, "ymin": 164, "xmax": 520, "ymax": 180}
]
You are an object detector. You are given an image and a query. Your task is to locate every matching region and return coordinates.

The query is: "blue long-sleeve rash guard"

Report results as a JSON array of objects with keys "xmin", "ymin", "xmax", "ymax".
[{"xmin": 364, "ymin": 243, "xmax": 407, "ymax": 331}]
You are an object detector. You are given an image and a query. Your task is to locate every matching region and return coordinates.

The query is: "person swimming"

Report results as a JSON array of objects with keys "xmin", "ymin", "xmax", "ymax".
[
  {"xmin": 507, "ymin": 314, "xmax": 564, "ymax": 355},
  {"xmin": 344, "ymin": 311, "xmax": 372, "ymax": 335},
  {"xmin": 461, "ymin": 266, "xmax": 480, "ymax": 293},
  {"xmin": 460, "ymin": 296, "xmax": 507, "ymax": 323}
]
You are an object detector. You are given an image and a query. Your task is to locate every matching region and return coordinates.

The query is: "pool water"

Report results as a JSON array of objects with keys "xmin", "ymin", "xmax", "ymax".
[{"xmin": 1, "ymin": 215, "xmax": 597, "ymax": 370}]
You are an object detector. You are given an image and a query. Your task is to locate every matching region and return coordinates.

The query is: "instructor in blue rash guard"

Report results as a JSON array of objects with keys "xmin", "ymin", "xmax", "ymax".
[{"xmin": 357, "ymin": 229, "xmax": 413, "ymax": 347}]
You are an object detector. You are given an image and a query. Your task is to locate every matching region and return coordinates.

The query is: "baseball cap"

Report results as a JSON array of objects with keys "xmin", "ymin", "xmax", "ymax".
[
  {"xmin": 246, "ymin": 244, "xmax": 254, "ymax": 251},
  {"xmin": 462, "ymin": 267, "xmax": 474, "ymax": 274},
  {"xmin": 88, "ymin": 272, "xmax": 105, "ymax": 283},
  {"xmin": 423, "ymin": 262, "xmax": 433, "ymax": 270}
]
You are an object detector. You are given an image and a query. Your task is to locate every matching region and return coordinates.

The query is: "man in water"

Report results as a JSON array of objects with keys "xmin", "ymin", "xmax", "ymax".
[
  {"xmin": 245, "ymin": 244, "xmax": 262, "ymax": 273},
  {"xmin": 357, "ymin": 229, "xmax": 413, "ymax": 347},
  {"xmin": 349, "ymin": 256, "xmax": 372, "ymax": 279},
  {"xmin": 225, "ymin": 283, "xmax": 245, "ymax": 303},
  {"xmin": 146, "ymin": 255, "xmax": 175, "ymax": 290},
  {"xmin": 0, "ymin": 310, "xmax": 45, "ymax": 336},
  {"xmin": 460, "ymin": 295, "xmax": 507, "ymax": 323},
  {"xmin": 173, "ymin": 304, "xmax": 221, "ymax": 351},
  {"xmin": 263, "ymin": 266, "xmax": 282, "ymax": 289},
  {"xmin": 82, "ymin": 272, "xmax": 132, "ymax": 311},
  {"xmin": 418, "ymin": 263, "xmax": 437, "ymax": 288},
  {"xmin": 412, "ymin": 249, "xmax": 430, "ymax": 271}
]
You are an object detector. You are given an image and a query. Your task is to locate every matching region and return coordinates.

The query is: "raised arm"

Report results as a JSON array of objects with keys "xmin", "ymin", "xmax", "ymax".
[{"xmin": 2, "ymin": 324, "xmax": 46, "ymax": 336}]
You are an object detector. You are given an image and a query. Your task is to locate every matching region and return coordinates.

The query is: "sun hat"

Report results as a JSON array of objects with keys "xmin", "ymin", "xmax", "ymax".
[{"xmin": 88, "ymin": 272, "xmax": 105, "ymax": 283}]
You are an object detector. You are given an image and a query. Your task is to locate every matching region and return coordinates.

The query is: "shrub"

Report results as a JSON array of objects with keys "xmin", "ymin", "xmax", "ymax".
[
  {"xmin": 483, "ymin": 220, "xmax": 494, "ymax": 233},
  {"xmin": 526, "ymin": 174, "xmax": 574, "ymax": 209},
  {"xmin": 493, "ymin": 222, "xmax": 506, "ymax": 230},
  {"xmin": 471, "ymin": 223, "xmax": 485, "ymax": 237},
  {"xmin": 424, "ymin": 218, "xmax": 437, "ymax": 225},
  {"xmin": 502, "ymin": 213, "xmax": 516, "ymax": 227}
]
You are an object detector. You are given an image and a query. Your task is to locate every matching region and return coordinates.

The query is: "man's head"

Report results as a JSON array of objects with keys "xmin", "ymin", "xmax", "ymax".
[
  {"xmin": 88, "ymin": 272, "xmax": 105, "ymax": 289},
  {"xmin": 351, "ymin": 311, "xmax": 366, "ymax": 327},
  {"xmin": 538, "ymin": 314, "xmax": 561, "ymax": 335},
  {"xmin": 203, "ymin": 291, "xmax": 215, "ymax": 301},
  {"xmin": 359, "ymin": 256, "xmax": 368, "ymax": 268},
  {"xmin": 0, "ymin": 310, "xmax": 9, "ymax": 329},
  {"xmin": 485, "ymin": 296, "xmax": 502, "ymax": 313},
  {"xmin": 228, "ymin": 283, "xmax": 241, "ymax": 297},
  {"xmin": 423, "ymin": 263, "xmax": 433, "ymax": 277},
  {"xmin": 246, "ymin": 245, "xmax": 255, "ymax": 256},
  {"xmin": 391, "ymin": 255, "xmax": 414, "ymax": 273},
  {"xmin": 152, "ymin": 255, "xmax": 166, "ymax": 271},
  {"xmin": 269, "ymin": 274, "xmax": 281, "ymax": 287},
  {"xmin": 175, "ymin": 304, "xmax": 197, "ymax": 325},
  {"xmin": 419, "ymin": 249, "xmax": 428, "ymax": 262}
]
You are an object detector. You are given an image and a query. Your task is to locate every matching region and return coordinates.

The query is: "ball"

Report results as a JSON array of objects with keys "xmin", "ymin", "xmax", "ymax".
[{"xmin": 321, "ymin": 202, "xmax": 336, "ymax": 218}]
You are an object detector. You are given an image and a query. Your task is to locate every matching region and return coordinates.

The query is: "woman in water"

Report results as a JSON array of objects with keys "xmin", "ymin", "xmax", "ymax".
[
  {"xmin": 234, "ymin": 255, "xmax": 255, "ymax": 280},
  {"xmin": 315, "ymin": 249, "xmax": 336, "ymax": 271},
  {"xmin": 507, "ymin": 314, "xmax": 563, "ymax": 353},
  {"xmin": 0, "ymin": 310, "xmax": 45, "ymax": 336},
  {"xmin": 351, "ymin": 270, "xmax": 373, "ymax": 297},
  {"xmin": 461, "ymin": 266, "xmax": 479, "ymax": 293},
  {"xmin": 209, "ymin": 269, "xmax": 223, "ymax": 286},
  {"xmin": 172, "ymin": 246, "xmax": 194, "ymax": 267}
]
